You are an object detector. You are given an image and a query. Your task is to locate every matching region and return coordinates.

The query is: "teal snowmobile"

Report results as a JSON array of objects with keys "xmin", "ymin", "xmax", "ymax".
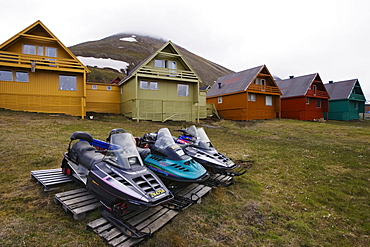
[{"xmin": 138, "ymin": 128, "xmax": 210, "ymax": 187}]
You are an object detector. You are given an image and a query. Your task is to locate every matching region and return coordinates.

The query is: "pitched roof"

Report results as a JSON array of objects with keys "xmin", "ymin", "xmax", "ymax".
[
  {"xmin": 0, "ymin": 20, "xmax": 89, "ymax": 73},
  {"xmin": 118, "ymin": 40, "xmax": 200, "ymax": 86},
  {"xmin": 206, "ymin": 65, "xmax": 264, "ymax": 97},
  {"xmin": 276, "ymin": 73, "xmax": 320, "ymax": 98},
  {"xmin": 324, "ymin": 79, "xmax": 360, "ymax": 100}
]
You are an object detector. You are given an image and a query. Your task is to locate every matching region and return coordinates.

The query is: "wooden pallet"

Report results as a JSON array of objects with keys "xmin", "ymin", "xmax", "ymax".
[
  {"xmin": 87, "ymin": 183, "xmax": 213, "ymax": 246},
  {"xmin": 54, "ymin": 188, "xmax": 101, "ymax": 220},
  {"xmin": 30, "ymin": 168, "xmax": 73, "ymax": 191},
  {"xmin": 87, "ymin": 206, "xmax": 178, "ymax": 247}
]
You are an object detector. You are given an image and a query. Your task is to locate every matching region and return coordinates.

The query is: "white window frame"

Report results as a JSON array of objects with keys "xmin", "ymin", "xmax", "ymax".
[
  {"xmin": 218, "ymin": 96, "xmax": 222, "ymax": 104},
  {"xmin": 248, "ymin": 93, "xmax": 256, "ymax": 102},
  {"xmin": 306, "ymin": 98, "xmax": 310, "ymax": 104},
  {"xmin": 0, "ymin": 70, "xmax": 13, "ymax": 81},
  {"xmin": 150, "ymin": 81, "xmax": 158, "ymax": 90},
  {"xmin": 154, "ymin": 59, "xmax": 163, "ymax": 68},
  {"xmin": 22, "ymin": 44, "xmax": 36, "ymax": 55},
  {"xmin": 92, "ymin": 85, "xmax": 98, "ymax": 90},
  {"xmin": 59, "ymin": 75, "xmax": 77, "ymax": 91},
  {"xmin": 265, "ymin": 95, "xmax": 272, "ymax": 106},
  {"xmin": 178, "ymin": 84, "xmax": 189, "ymax": 97},
  {"xmin": 140, "ymin": 81, "xmax": 149, "ymax": 89},
  {"xmin": 15, "ymin": 71, "xmax": 29, "ymax": 82},
  {"xmin": 106, "ymin": 86, "xmax": 112, "ymax": 91},
  {"xmin": 46, "ymin": 47, "xmax": 57, "ymax": 57}
]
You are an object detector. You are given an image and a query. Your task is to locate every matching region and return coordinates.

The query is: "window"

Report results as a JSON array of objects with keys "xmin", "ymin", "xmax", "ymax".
[
  {"xmin": 16, "ymin": 72, "xmax": 28, "ymax": 82},
  {"xmin": 120, "ymin": 87, "xmax": 123, "ymax": 94},
  {"xmin": 140, "ymin": 81, "xmax": 149, "ymax": 89},
  {"xmin": 38, "ymin": 46, "xmax": 43, "ymax": 56},
  {"xmin": 46, "ymin": 47, "xmax": 57, "ymax": 57},
  {"xmin": 106, "ymin": 86, "xmax": 112, "ymax": 91},
  {"xmin": 0, "ymin": 70, "xmax": 13, "ymax": 81},
  {"xmin": 155, "ymin": 59, "xmax": 163, "ymax": 67},
  {"xmin": 169, "ymin": 61, "xmax": 177, "ymax": 69},
  {"xmin": 316, "ymin": 99, "xmax": 321, "ymax": 108},
  {"xmin": 59, "ymin": 75, "xmax": 76, "ymax": 91},
  {"xmin": 150, "ymin": 82, "xmax": 158, "ymax": 90},
  {"xmin": 178, "ymin": 84, "xmax": 189, "ymax": 97},
  {"xmin": 154, "ymin": 59, "xmax": 176, "ymax": 69},
  {"xmin": 354, "ymin": 102, "xmax": 359, "ymax": 110},
  {"xmin": 265, "ymin": 95, "xmax": 272, "ymax": 106},
  {"xmin": 23, "ymin": 44, "xmax": 36, "ymax": 55},
  {"xmin": 248, "ymin": 93, "xmax": 256, "ymax": 101},
  {"xmin": 92, "ymin": 85, "xmax": 97, "ymax": 90},
  {"xmin": 306, "ymin": 98, "xmax": 310, "ymax": 104},
  {"xmin": 218, "ymin": 97, "xmax": 222, "ymax": 104}
]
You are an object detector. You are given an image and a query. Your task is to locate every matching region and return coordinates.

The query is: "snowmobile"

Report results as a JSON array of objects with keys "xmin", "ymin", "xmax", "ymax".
[
  {"xmin": 137, "ymin": 127, "xmax": 210, "ymax": 188},
  {"xmin": 175, "ymin": 125, "xmax": 246, "ymax": 177},
  {"xmin": 61, "ymin": 129, "xmax": 173, "ymax": 238}
]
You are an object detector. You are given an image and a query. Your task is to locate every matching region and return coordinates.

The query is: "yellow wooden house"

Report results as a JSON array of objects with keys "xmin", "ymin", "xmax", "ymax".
[
  {"xmin": 119, "ymin": 41, "xmax": 206, "ymax": 122},
  {"xmin": 0, "ymin": 20, "xmax": 89, "ymax": 117}
]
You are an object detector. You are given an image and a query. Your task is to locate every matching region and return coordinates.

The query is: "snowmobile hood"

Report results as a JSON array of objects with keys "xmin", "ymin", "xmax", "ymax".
[
  {"xmin": 92, "ymin": 162, "xmax": 170, "ymax": 203},
  {"xmin": 144, "ymin": 155, "xmax": 208, "ymax": 181}
]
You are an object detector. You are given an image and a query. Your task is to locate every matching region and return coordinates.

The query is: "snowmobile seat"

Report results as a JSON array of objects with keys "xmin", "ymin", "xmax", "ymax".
[{"xmin": 72, "ymin": 140, "xmax": 104, "ymax": 170}]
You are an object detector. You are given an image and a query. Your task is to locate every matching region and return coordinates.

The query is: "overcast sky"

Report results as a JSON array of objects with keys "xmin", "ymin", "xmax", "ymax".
[{"xmin": 1, "ymin": 0, "xmax": 370, "ymax": 100}]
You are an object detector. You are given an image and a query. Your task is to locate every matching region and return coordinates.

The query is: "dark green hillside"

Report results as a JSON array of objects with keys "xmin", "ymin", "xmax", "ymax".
[{"xmin": 69, "ymin": 34, "xmax": 234, "ymax": 87}]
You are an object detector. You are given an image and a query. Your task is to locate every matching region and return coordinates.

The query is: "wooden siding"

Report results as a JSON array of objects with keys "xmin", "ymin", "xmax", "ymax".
[
  {"xmin": 281, "ymin": 97, "xmax": 329, "ymax": 120},
  {"xmin": 328, "ymin": 99, "xmax": 365, "ymax": 121},
  {"xmin": 0, "ymin": 67, "xmax": 85, "ymax": 116},
  {"xmin": 207, "ymin": 92, "xmax": 280, "ymax": 121},
  {"xmin": 86, "ymin": 83, "xmax": 120, "ymax": 114}
]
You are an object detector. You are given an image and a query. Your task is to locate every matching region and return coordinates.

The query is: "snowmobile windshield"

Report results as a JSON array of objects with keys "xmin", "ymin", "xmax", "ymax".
[
  {"xmin": 185, "ymin": 125, "xmax": 198, "ymax": 137},
  {"xmin": 155, "ymin": 128, "xmax": 177, "ymax": 149},
  {"xmin": 105, "ymin": 133, "xmax": 144, "ymax": 170},
  {"xmin": 155, "ymin": 128, "xmax": 184, "ymax": 154},
  {"xmin": 196, "ymin": 127, "xmax": 213, "ymax": 149}
]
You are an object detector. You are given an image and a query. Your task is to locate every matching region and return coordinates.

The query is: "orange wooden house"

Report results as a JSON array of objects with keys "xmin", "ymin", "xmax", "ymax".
[
  {"xmin": 276, "ymin": 73, "xmax": 330, "ymax": 121},
  {"xmin": 206, "ymin": 65, "xmax": 281, "ymax": 120},
  {"xmin": 0, "ymin": 20, "xmax": 90, "ymax": 117}
]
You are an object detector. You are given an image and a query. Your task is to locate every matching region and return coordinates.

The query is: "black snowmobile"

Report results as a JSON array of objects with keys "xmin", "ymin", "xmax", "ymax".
[
  {"xmin": 61, "ymin": 129, "xmax": 173, "ymax": 238},
  {"xmin": 175, "ymin": 125, "xmax": 246, "ymax": 177}
]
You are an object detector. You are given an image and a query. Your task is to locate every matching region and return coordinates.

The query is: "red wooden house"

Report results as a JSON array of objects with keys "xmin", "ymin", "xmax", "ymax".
[
  {"xmin": 206, "ymin": 65, "xmax": 281, "ymax": 121},
  {"xmin": 276, "ymin": 73, "xmax": 330, "ymax": 121}
]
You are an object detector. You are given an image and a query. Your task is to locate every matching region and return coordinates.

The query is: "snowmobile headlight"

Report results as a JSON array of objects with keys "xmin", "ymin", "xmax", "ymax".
[{"xmin": 128, "ymin": 157, "xmax": 138, "ymax": 165}]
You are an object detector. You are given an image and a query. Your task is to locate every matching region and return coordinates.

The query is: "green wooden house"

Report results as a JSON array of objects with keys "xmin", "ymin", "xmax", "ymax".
[
  {"xmin": 118, "ymin": 41, "xmax": 206, "ymax": 122},
  {"xmin": 324, "ymin": 79, "xmax": 366, "ymax": 121}
]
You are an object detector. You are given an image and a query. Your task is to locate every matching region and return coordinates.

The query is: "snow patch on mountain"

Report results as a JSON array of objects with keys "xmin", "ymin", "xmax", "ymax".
[
  {"xmin": 120, "ymin": 35, "xmax": 137, "ymax": 42},
  {"xmin": 77, "ymin": 56, "xmax": 129, "ymax": 72}
]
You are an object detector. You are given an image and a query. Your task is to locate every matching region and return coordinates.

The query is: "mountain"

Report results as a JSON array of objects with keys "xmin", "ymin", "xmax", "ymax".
[{"xmin": 68, "ymin": 34, "xmax": 234, "ymax": 87}]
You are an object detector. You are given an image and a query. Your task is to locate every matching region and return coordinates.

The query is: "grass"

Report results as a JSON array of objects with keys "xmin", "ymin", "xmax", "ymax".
[{"xmin": 0, "ymin": 109, "xmax": 369, "ymax": 246}]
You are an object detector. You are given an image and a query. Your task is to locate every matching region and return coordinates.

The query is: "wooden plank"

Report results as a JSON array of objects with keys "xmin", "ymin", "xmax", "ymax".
[{"xmin": 55, "ymin": 187, "xmax": 87, "ymax": 197}]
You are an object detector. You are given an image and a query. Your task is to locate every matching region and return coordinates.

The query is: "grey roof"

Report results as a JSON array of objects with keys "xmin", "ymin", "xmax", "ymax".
[
  {"xmin": 324, "ymin": 79, "xmax": 359, "ymax": 100},
  {"xmin": 206, "ymin": 65, "xmax": 263, "ymax": 97},
  {"xmin": 275, "ymin": 73, "xmax": 319, "ymax": 98}
]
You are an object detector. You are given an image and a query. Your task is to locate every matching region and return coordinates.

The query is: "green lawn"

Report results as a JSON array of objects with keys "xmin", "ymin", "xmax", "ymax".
[{"xmin": 0, "ymin": 109, "xmax": 369, "ymax": 247}]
